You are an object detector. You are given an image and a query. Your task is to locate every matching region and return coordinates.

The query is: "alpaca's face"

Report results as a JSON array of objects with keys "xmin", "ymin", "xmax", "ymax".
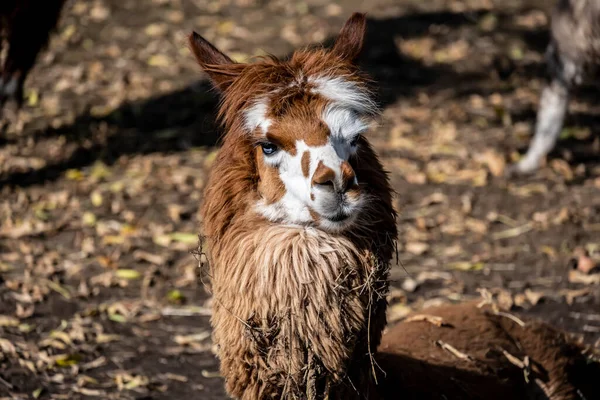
[
  {"xmin": 245, "ymin": 75, "xmax": 375, "ymax": 232},
  {"xmin": 189, "ymin": 12, "xmax": 374, "ymax": 232}
]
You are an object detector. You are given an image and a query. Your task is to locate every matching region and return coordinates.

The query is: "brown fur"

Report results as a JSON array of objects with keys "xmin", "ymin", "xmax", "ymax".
[
  {"xmin": 376, "ymin": 301, "xmax": 600, "ymax": 400},
  {"xmin": 209, "ymin": 51, "xmax": 373, "ymax": 134},
  {"xmin": 255, "ymin": 151, "xmax": 286, "ymax": 204},
  {"xmin": 263, "ymin": 101, "xmax": 332, "ymax": 157},
  {"xmin": 208, "ymin": 224, "xmax": 390, "ymax": 399},
  {"xmin": 193, "ymin": 13, "xmax": 397, "ymax": 400},
  {"xmin": 301, "ymin": 151, "xmax": 311, "ymax": 177},
  {"xmin": 340, "ymin": 160, "xmax": 357, "ymax": 191}
]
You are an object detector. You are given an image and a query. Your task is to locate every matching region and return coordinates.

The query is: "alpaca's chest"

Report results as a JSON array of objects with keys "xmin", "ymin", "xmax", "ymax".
[{"xmin": 207, "ymin": 227, "xmax": 390, "ymax": 399}]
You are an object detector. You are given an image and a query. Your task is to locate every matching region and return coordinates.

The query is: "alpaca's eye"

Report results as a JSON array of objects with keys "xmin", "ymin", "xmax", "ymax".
[
  {"xmin": 349, "ymin": 136, "xmax": 360, "ymax": 147},
  {"xmin": 261, "ymin": 142, "xmax": 278, "ymax": 155}
]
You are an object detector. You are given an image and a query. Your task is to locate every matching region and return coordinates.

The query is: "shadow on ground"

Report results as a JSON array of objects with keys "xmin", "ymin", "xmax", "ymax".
[{"xmin": 3, "ymin": 5, "xmax": 599, "ymax": 189}]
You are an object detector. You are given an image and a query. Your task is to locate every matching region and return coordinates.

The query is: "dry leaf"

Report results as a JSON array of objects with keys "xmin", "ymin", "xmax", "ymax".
[
  {"xmin": 144, "ymin": 23, "xmax": 168, "ymax": 37},
  {"xmin": 115, "ymin": 269, "xmax": 141, "ymax": 280},
  {"xmin": 387, "ymin": 303, "xmax": 412, "ymax": 323},
  {"xmin": 174, "ymin": 332, "xmax": 211, "ymax": 346},
  {"xmin": 524, "ymin": 289, "xmax": 544, "ymax": 306},
  {"xmin": 133, "ymin": 250, "xmax": 165, "ymax": 265},
  {"xmin": 577, "ymin": 255, "xmax": 597, "ymax": 274},
  {"xmin": 405, "ymin": 241, "xmax": 429, "ymax": 255},
  {"xmin": 90, "ymin": 4, "xmax": 110, "ymax": 21},
  {"xmin": 477, "ymin": 149, "xmax": 506, "ymax": 177},
  {"xmin": 401, "ymin": 278, "xmax": 419, "ymax": 293},
  {"xmin": 148, "ymin": 54, "xmax": 171, "ymax": 67},
  {"xmin": 496, "ymin": 290, "xmax": 514, "ymax": 311},
  {"xmin": 0, "ymin": 315, "xmax": 19, "ymax": 327},
  {"xmin": 560, "ymin": 288, "xmax": 592, "ymax": 305},
  {"xmin": 569, "ymin": 270, "xmax": 600, "ymax": 285},
  {"xmin": 448, "ymin": 261, "xmax": 484, "ymax": 271}
]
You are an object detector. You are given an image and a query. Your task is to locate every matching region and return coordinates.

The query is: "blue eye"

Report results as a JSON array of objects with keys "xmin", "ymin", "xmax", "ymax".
[{"xmin": 261, "ymin": 142, "xmax": 278, "ymax": 155}]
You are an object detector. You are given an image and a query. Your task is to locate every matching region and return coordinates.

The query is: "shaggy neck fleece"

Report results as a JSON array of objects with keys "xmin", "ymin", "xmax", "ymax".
[{"xmin": 205, "ymin": 221, "xmax": 390, "ymax": 399}]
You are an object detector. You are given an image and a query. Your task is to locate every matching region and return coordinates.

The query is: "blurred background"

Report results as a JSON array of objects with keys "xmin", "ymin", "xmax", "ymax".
[{"xmin": 0, "ymin": 0, "xmax": 599, "ymax": 398}]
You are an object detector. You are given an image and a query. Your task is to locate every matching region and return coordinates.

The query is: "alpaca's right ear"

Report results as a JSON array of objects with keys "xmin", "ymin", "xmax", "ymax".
[
  {"xmin": 331, "ymin": 13, "xmax": 367, "ymax": 63},
  {"xmin": 188, "ymin": 31, "xmax": 240, "ymax": 92}
]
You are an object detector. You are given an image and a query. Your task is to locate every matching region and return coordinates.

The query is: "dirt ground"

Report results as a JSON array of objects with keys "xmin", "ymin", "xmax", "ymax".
[{"xmin": 1, "ymin": 0, "xmax": 599, "ymax": 398}]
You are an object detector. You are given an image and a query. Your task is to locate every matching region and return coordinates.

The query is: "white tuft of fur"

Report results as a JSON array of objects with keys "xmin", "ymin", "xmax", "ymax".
[
  {"xmin": 322, "ymin": 105, "xmax": 369, "ymax": 141},
  {"xmin": 244, "ymin": 98, "xmax": 272, "ymax": 134},
  {"xmin": 308, "ymin": 75, "xmax": 379, "ymax": 116}
]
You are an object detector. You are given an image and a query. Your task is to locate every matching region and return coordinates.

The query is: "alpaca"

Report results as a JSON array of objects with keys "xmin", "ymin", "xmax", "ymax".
[
  {"xmin": 0, "ymin": 0, "xmax": 67, "ymax": 111},
  {"xmin": 190, "ymin": 12, "xmax": 598, "ymax": 400},
  {"xmin": 192, "ymin": 12, "xmax": 397, "ymax": 399},
  {"xmin": 507, "ymin": 0, "xmax": 600, "ymax": 175}
]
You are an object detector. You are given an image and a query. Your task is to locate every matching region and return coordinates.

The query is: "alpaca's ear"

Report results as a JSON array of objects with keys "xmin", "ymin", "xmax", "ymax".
[
  {"xmin": 188, "ymin": 31, "xmax": 239, "ymax": 91},
  {"xmin": 331, "ymin": 12, "xmax": 367, "ymax": 62}
]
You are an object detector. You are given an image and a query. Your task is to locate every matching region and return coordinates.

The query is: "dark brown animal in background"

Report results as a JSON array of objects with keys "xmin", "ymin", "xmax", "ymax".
[
  {"xmin": 377, "ymin": 301, "xmax": 599, "ymax": 400},
  {"xmin": 0, "ymin": 0, "xmax": 67, "ymax": 112},
  {"xmin": 507, "ymin": 0, "xmax": 600, "ymax": 175}
]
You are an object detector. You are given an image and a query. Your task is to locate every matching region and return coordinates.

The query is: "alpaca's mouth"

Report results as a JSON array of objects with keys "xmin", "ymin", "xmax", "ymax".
[
  {"xmin": 326, "ymin": 212, "xmax": 350, "ymax": 222},
  {"xmin": 316, "ymin": 196, "xmax": 363, "ymax": 231}
]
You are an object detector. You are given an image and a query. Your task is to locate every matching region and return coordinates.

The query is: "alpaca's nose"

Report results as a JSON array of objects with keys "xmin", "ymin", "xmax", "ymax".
[
  {"xmin": 312, "ymin": 161, "xmax": 336, "ymax": 189},
  {"xmin": 312, "ymin": 161, "xmax": 356, "ymax": 193}
]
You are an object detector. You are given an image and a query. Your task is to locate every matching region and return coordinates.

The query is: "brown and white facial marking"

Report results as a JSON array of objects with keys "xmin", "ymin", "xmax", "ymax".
[
  {"xmin": 247, "ymin": 77, "xmax": 375, "ymax": 232},
  {"xmin": 189, "ymin": 12, "xmax": 374, "ymax": 233}
]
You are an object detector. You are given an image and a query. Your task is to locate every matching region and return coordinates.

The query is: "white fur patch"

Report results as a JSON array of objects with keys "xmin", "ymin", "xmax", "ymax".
[
  {"xmin": 244, "ymin": 98, "xmax": 272, "ymax": 134},
  {"xmin": 256, "ymin": 140, "xmax": 313, "ymax": 224},
  {"xmin": 255, "ymin": 139, "xmax": 363, "ymax": 233},
  {"xmin": 322, "ymin": 105, "xmax": 368, "ymax": 142},
  {"xmin": 308, "ymin": 75, "xmax": 378, "ymax": 116},
  {"xmin": 255, "ymin": 192, "xmax": 312, "ymax": 226}
]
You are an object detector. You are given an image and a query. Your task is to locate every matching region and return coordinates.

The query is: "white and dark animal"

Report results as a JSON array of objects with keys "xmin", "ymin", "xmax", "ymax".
[
  {"xmin": 190, "ymin": 12, "xmax": 600, "ymax": 400},
  {"xmin": 508, "ymin": 0, "xmax": 600, "ymax": 175}
]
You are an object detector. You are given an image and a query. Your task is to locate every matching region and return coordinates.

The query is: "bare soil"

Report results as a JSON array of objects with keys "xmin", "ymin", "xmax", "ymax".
[{"xmin": 1, "ymin": 0, "xmax": 599, "ymax": 398}]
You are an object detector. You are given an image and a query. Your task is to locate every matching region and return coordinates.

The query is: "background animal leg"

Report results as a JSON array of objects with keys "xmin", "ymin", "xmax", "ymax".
[
  {"xmin": 1, "ymin": 0, "xmax": 66, "ymax": 111},
  {"xmin": 509, "ymin": 78, "xmax": 570, "ymax": 175}
]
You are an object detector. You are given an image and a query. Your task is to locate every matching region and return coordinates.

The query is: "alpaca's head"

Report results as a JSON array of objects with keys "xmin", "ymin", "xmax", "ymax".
[{"xmin": 190, "ymin": 13, "xmax": 379, "ymax": 233}]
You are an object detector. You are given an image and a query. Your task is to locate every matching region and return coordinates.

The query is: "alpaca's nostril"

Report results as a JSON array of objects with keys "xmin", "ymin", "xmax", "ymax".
[
  {"xmin": 340, "ymin": 176, "xmax": 357, "ymax": 193},
  {"xmin": 316, "ymin": 179, "xmax": 335, "ymax": 188},
  {"xmin": 340, "ymin": 161, "xmax": 356, "ymax": 193},
  {"xmin": 312, "ymin": 161, "xmax": 337, "ymax": 189}
]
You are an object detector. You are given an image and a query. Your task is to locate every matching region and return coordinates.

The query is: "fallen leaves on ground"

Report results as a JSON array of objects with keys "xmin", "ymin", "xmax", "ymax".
[{"xmin": 1, "ymin": 0, "xmax": 599, "ymax": 398}]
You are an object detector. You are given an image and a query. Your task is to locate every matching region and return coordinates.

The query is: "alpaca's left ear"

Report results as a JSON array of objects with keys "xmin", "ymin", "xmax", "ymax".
[
  {"xmin": 331, "ymin": 12, "xmax": 367, "ymax": 62},
  {"xmin": 188, "ymin": 31, "xmax": 241, "ymax": 92}
]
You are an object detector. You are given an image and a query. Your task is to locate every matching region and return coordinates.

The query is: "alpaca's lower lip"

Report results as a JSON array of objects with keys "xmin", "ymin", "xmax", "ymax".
[{"xmin": 326, "ymin": 212, "xmax": 350, "ymax": 222}]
